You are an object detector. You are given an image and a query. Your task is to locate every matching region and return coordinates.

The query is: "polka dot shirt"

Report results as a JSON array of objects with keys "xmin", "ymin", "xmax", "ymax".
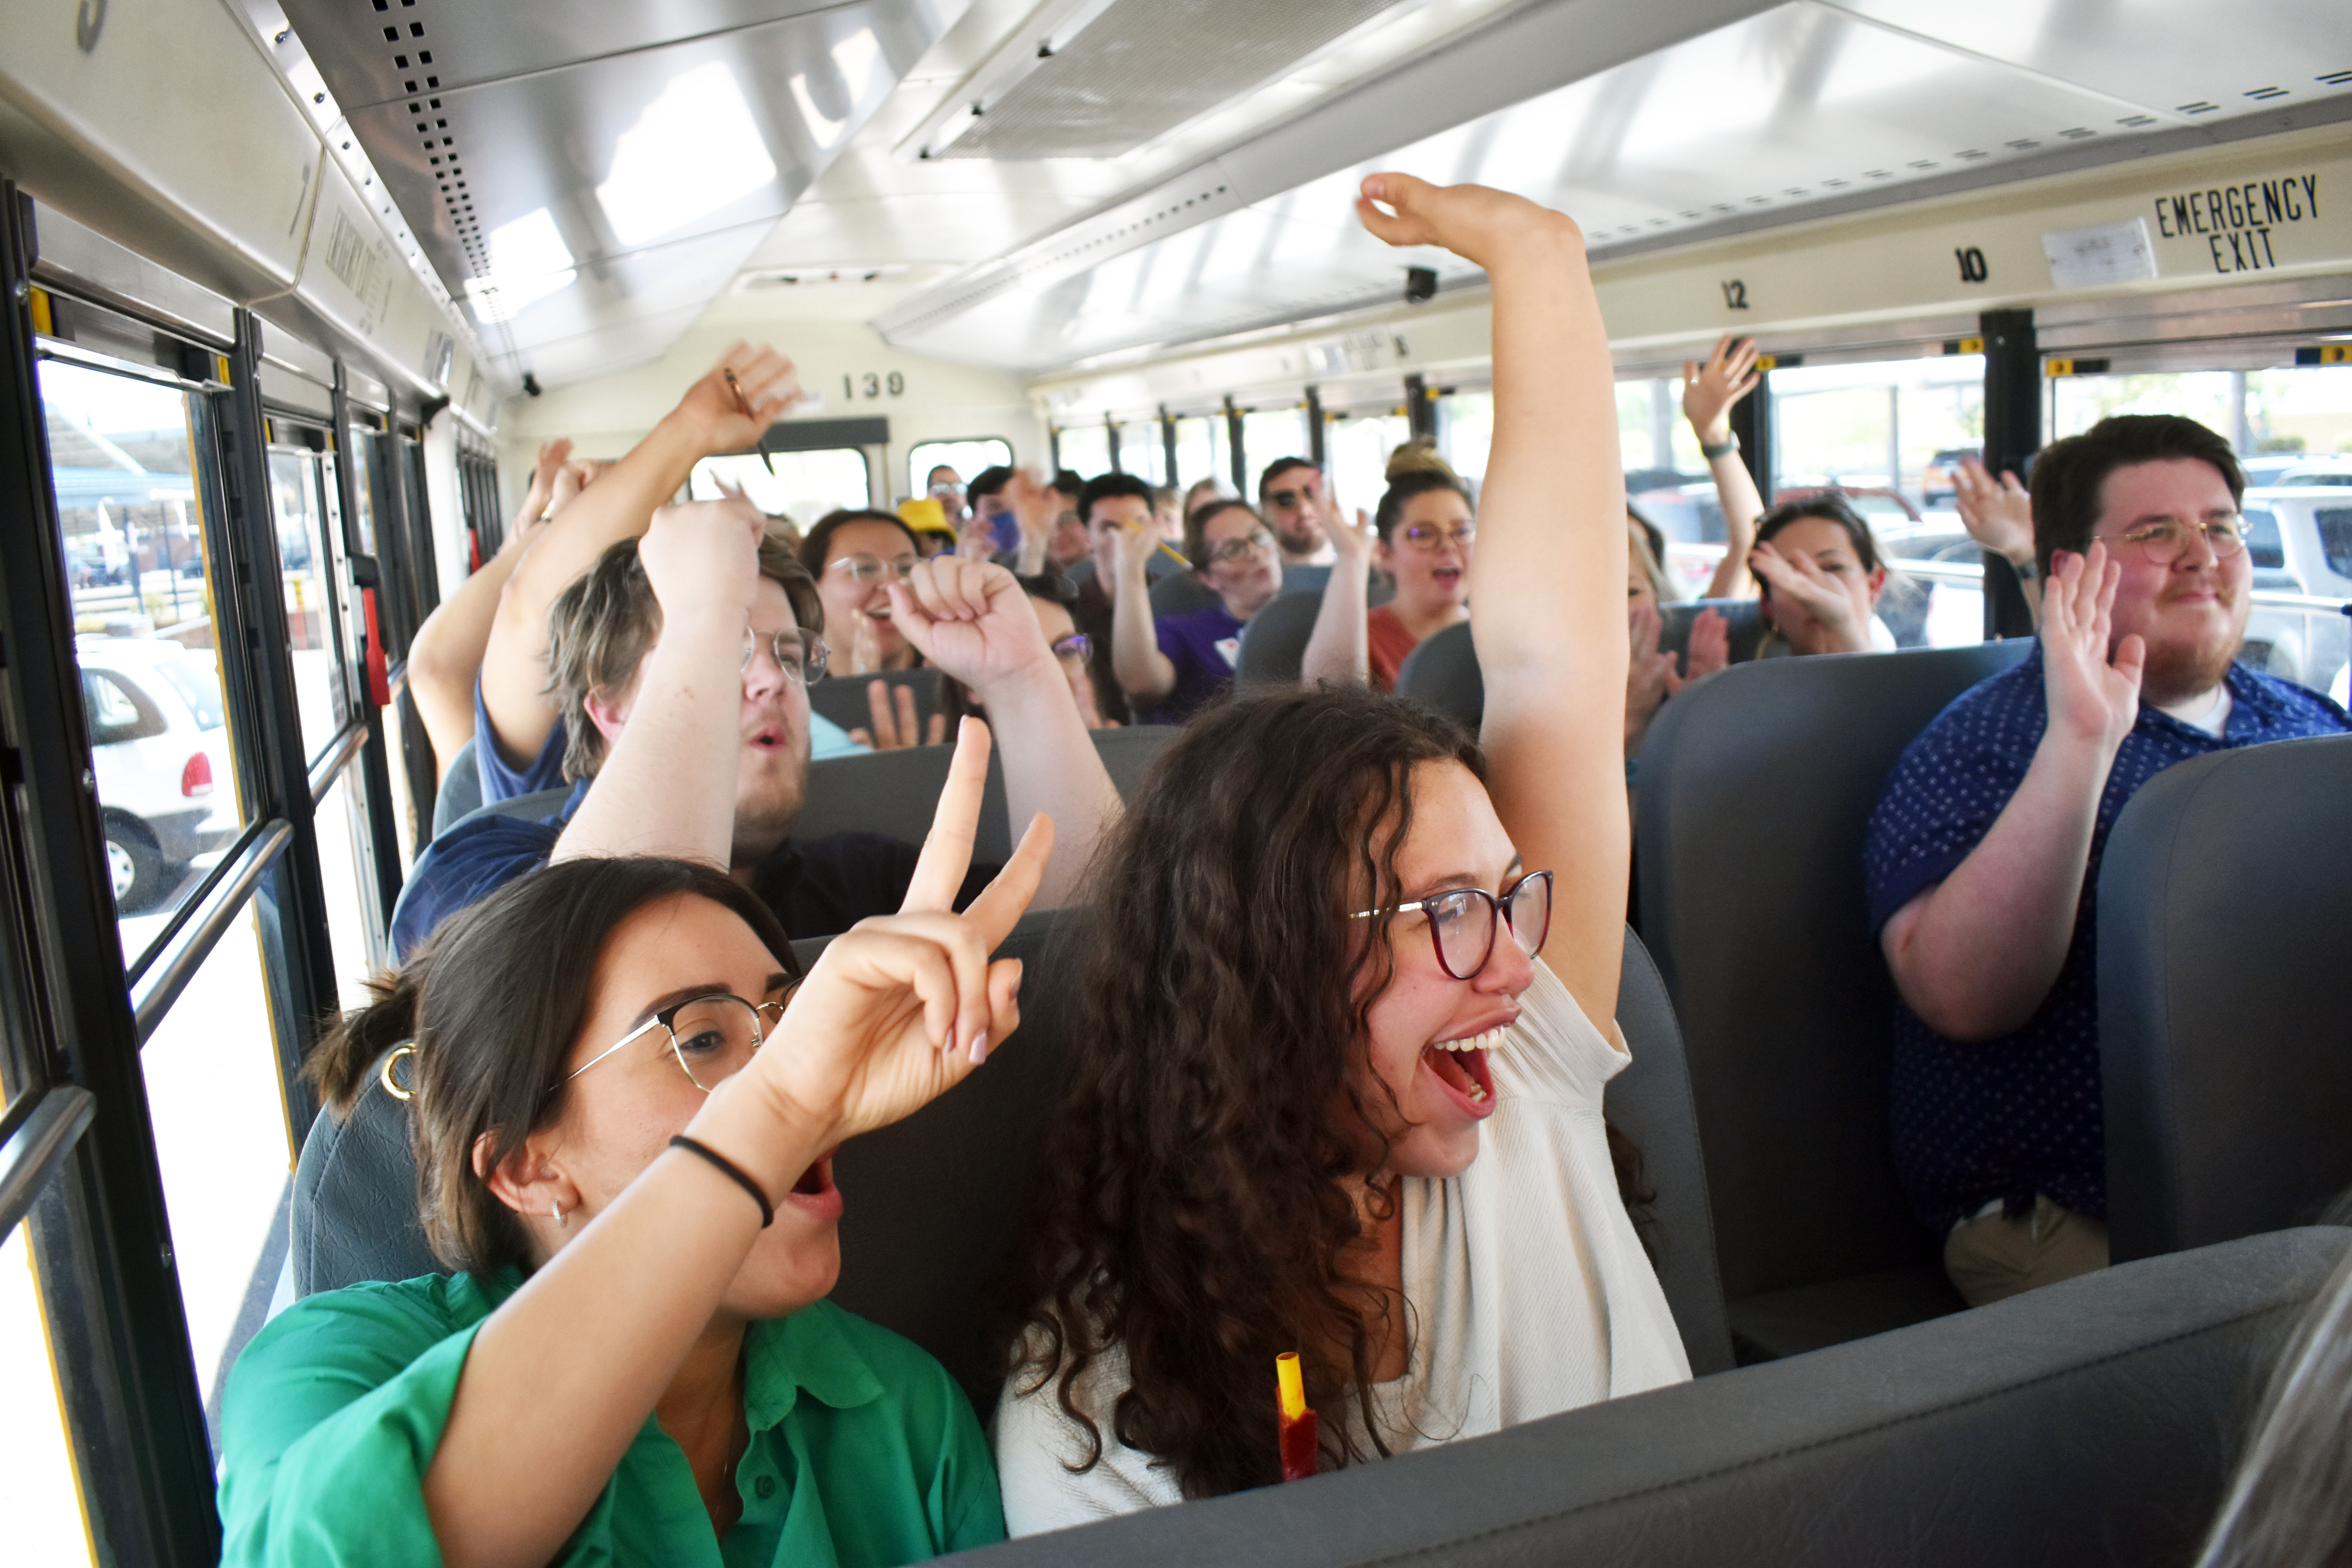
[{"xmin": 1863, "ymin": 645, "xmax": 2350, "ymax": 1232}]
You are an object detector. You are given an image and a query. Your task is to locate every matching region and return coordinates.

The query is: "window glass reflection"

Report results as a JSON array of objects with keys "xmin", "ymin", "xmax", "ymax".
[
  {"xmin": 1114, "ymin": 421, "xmax": 1165, "ymax": 485},
  {"xmin": 269, "ymin": 450, "xmax": 350, "ymax": 759},
  {"xmin": 905, "ymin": 438, "xmax": 1011, "ymax": 501},
  {"xmin": 1055, "ymin": 424, "xmax": 1110, "ymax": 479},
  {"xmin": 0, "ymin": 1226, "xmax": 95, "ymax": 1566},
  {"xmin": 688, "ymin": 449, "xmax": 871, "ymax": 535}
]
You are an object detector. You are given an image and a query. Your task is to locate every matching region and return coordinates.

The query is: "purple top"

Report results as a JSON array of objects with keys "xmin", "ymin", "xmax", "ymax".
[{"xmin": 1148, "ymin": 602, "xmax": 1247, "ymax": 725}]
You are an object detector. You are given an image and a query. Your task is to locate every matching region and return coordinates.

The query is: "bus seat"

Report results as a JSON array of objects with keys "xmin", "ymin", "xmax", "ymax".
[
  {"xmin": 958, "ymin": 1227, "xmax": 2346, "ymax": 1568},
  {"xmin": 1658, "ymin": 597, "xmax": 1770, "ymax": 667},
  {"xmin": 389, "ymin": 786, "xmax": 577, "ymax": 952},
  {"xmin": 807, "ymin": 666, "xmax": 944, "ymax": 740},
  {"xmin": 431, "ymin": 737, "xmax": 483, "ymax": 838},
  {"xmin": 290, "ymin": 1060, "xmax": 437, "ymax": 1296},
  {"xmin": 797, "ymin": 745, "xmax": 1016, "ymax": 867},
  {"xmin": 1234, "ymin": 591, "xmax": 1325, "ymax": 687},
  {"xmin": 1392, "ymin": 621, "xmax": 1481, "ymax": 729},
  {"xmin": 1611, "ymin": 927, "xmax": 1735, "ymax": 1375},
  {"xmin": 1148, "ymin": 572, "xmax": 1217, "ymax": 619},
  {"xmin": 2099, "ymin": 734, "xmax": 2352, "ymax": 1263},
  {"xmin": 1089, "ymin": 724, "xmax": 1176, "ymax": 802},
  {"xmin": 1635, "ymin": 641, "xmax": 2031, "ymax": 1361}
]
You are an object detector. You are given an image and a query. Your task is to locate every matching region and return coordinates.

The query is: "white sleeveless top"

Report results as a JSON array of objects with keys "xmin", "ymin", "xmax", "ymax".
[{"xmin": 993, "ymin": 955, "xmax": 1691, "ymax": 1535}]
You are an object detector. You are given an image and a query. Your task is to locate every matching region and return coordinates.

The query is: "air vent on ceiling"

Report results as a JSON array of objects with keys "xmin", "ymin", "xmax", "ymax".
[
  {"xmin": 939, "ymin": 0, "xmax": 1397, "ymax": 160},
  {"xmin": 735, "ymin": 264, "xmax": 912, "ymax": 290}
]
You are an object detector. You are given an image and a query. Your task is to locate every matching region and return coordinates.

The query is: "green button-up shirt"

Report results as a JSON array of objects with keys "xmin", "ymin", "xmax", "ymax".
[{"xmin": 218, "ymin": 1270, "xmax": 1005, "ymax": 1566}]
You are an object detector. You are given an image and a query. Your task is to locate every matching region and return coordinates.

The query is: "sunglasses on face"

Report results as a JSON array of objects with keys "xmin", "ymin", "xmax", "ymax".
[{"xmin": 1267, "ymin": 486, "xmax": 1317, "ymax": 510}]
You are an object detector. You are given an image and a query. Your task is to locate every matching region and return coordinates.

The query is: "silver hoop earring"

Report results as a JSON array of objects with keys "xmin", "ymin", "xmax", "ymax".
[{"xmin": 553, "ymin": 1199, "xmax": 568, "ymax": 1230}]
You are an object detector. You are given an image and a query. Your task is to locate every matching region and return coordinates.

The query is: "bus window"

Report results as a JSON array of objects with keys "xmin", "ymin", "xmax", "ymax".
[
  {"xmin": 137, "ymin": 904, "xmax": 292, "ymax": 1449},
  {"xmin": 1241, "ymin": 406, "xmax": 1308, "ymax": 481},
  {"xmin": 689, "ymin": 448, "xmax": 870, "ymax": 531},
  {"xmin": 1436, "ymin": 390, "xmax": 1493, "ymax": 485},
  {"xmin": 1055, "ymin": 423, "xmax": 1110, "ymax": 478},
  {"xmin": 342, "ymin": 428, "xmax": 377, "ymax": 557},
  {"xmin": 1168, "ymin": 415, "xmax": 1220, "ymax": 492},
  {"xmin": 268, "ymin": 449, "xmax": 350, "ymax": 760},
  {"xmin": 2051, "ymin": 364, "xmax": 2352, "ymax": 479},
  {"xmin": 0, "ymin": 1230, "xmax": 92, "ymax": 1566},
  {"xmin": 1114, "ymin": 419, "xmax": 1166, "ymax": 484},
  {"xmin": 314, "ymin": 768, "xmax": 389, "ymax": 1001},
  {"xmin": 906, "ymin": 437, "xmax": 1010, "ymax": 499},
  {"xmin": 1324, "ymin": 407, "xmax": 1410, "ymax": 517},
  {"xmin": 37, "ymin": 359, "xmax": 251, "ymax": 945}
]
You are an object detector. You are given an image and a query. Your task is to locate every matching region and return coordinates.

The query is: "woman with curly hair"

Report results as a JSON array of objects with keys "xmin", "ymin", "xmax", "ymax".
[{"xmin": 994, "ymin": 174, "xmax": 1688, "ymax": 1530}]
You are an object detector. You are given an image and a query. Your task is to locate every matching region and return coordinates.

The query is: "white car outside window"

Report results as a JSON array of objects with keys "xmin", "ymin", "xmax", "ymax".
[{"xmin": 76, "ymin": 636, "xmax": 238, "ymax": 911}]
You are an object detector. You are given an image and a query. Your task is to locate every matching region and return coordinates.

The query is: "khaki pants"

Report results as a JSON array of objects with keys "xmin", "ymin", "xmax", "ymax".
[{"xmin": 1944, "ymin": 1194, "xmax": 2110, "ymax": 1307}]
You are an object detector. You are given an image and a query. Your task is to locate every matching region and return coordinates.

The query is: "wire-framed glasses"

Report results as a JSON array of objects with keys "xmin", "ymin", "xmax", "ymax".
[
  {"xmin": 564, "ymin": 993, "xmax": 789, "ymax": 1094},
  {"xmin": 829, "ymin": 552, "xmax": 920, "ymax": 586},
  {"xmin": 1349, "ymin": 870, "xmax": 1553, "ymax": 980},
  {"xmin": 1206, "ymin": 530, "xmax": 1276, "ymax": 564},
  {"xmin": 1050, "ymin": 632, "xmax": 1091, "ymax": 663},
  {"xmin": 742, "ymin": 630, "xmax": 829, "ymax": 684},
  {"xmin": 2094, "ymin": 512, "xmax": 2247, "ymax": 565}
]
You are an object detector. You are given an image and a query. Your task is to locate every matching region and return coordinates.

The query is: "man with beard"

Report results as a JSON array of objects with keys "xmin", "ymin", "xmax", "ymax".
[
  {"xmin": 390, "ymin": 497, "xmax": 1120, "ymax": 960},
  {"xmin": 1866, "ymin": 414, "xmax": 2348, "ymax": 1307},
  {"xmin": 1258, "ymin": 457, "xmax": 1338, "ymax": 575}
]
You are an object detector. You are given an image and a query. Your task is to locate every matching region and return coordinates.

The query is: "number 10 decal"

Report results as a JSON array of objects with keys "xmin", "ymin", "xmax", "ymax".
[{"xmin": 1955, "ymin": 246, "xmax": 1989, "ymax": 283}]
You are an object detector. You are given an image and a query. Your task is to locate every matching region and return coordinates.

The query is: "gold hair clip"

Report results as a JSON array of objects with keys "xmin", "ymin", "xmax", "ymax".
[{"xmin": 379, "ymin": 1043, "xmax": 418, "ymax": 1102}]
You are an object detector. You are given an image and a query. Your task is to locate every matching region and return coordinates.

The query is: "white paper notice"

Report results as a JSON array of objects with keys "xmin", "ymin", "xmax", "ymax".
[{"xmin": 2042, "ymin": 218, "xmax": 2159, "ymax": 290}]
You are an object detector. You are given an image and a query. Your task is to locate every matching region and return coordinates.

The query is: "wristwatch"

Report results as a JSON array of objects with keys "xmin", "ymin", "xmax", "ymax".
[
  {"xmin": 2012, "ymin": 557, "xmax": 2039, "ymax": 582},
  {"xmin": 1699, "ymin": 436, "xmax": 1739, "ymax": 461}
]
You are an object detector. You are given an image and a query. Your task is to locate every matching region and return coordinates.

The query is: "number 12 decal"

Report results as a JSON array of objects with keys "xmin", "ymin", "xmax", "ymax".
[{"xmin": 1721, "ymin": 279, "xmax": 1749, "ymax": 310}]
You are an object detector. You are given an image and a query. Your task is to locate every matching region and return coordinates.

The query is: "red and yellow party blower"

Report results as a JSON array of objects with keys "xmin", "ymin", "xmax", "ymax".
[{"xmin": 1276, "ymin": 1351, "xmax": 1318, "ymax": 1482}]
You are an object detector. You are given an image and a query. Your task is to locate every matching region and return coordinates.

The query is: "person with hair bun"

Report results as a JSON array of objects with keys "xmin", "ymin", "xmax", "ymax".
[
  {"xmin": 218, "ymin": 720, "xmax": 1046, "ymax": 1566},
  {"xmin": 995, "ymin": 173, "xmax": 1686, "ymax": 1532},
  {"xmin": 1299, "ymin": 443, "xmax": 1475, "ymax": 693}
]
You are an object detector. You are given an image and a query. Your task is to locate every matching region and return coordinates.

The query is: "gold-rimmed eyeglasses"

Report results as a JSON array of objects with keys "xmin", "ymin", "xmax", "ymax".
[
  {"xmin": 2092, "ymin": 513, "xmax": 2247, "ymax": 566},
  {"xmin": 565, "ymin": 992, "xmax": 789, "ymax": 1094}
]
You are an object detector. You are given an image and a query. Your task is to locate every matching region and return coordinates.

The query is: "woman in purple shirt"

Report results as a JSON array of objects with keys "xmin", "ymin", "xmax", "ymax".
[{"xmin": 1109, "ymin": 498, "xmax": 1285, "ymax": 723}]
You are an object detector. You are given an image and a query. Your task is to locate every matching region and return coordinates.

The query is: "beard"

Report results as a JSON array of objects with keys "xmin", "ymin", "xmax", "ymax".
[
  {"xmin": 731, "ymin": 744, "xmax": 808, "ymax": 867},
  {"xmin": 1275, "ymin": 519, "xmax": 1322, "ymax": 556},
  {"xmin": 2132, "ymin": 586, "xmax": 2248, "ymax": 706}
]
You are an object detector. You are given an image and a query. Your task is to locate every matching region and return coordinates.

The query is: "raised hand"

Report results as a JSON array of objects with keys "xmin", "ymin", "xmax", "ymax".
[
  {"xmin": 1750, "ymin": 539, "xmax": 1870, "ymax": 647},
  {"xmin": 1624, "ymin": 601, "xmax": 1682, "ymax": 753},
  {"xmin": 2039, "ymin": 543, "xmax": 2144, "ymax": 752},
  {"xmin": 1681, "ymin": 336, "xmax": 1760, "ymax": 447},
  {"xmin": 887, "ymin": 558, "xmax": 1054, "ymax": 693},
  {"xmin": 1005, "ymin": 468, "xmax": 1058, "ymax": 573},
  {"xmin": 1111, "ymin": 507, "xmax": 1163, "ymax": 581},
  {"xmin": 848, "ymin": 678, "xmax": 948, "ymax": 751},
  {"xmin": 1684, "ymin": 606, "xmax": 1731, "ymax": 680},
  {"xmin": 670, "ymin": 341, "xmax": 800, "ymax": 457},
  {"xmin": 745, "ymin": 720, "xmax": 1051, "ymax": 1140},
  {"xmin": 636, "ymin": 497, "xmax": 764, "ymax": 627},
  {"xmin": 1353, "ymin": 171, "xmax": 1583, "ymax": 269},
  {"xmin": 1953, "ymin": 457, "xmax": 2034, "ymax": 565},
  {"xmin": 1322, "ymin": 497, "xmax": 1377, "ymax": 566},
  {"xmin": 546, "ymin": 456, "xmax": 603, "ymax": 523}
]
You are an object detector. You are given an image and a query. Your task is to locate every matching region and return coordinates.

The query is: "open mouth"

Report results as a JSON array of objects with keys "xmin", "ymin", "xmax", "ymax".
[
  {"xmin": 1432, "ymin": 566, "xmax": 1462, "ymax": 588},
  {"xmin": 1421, "ymin": 1026, "xmax": 1504, "ymax": 1119},
  {"xmin": 866, "ymin": 605, "xmax": 895, "ymax": 622},
  {"xmin": 748, "ymin": 724, "xmax": 788, "ymax": 753},
  {"xmin": 783, "ymin": 1149, "xmax": 842, "ymax": 1219}
]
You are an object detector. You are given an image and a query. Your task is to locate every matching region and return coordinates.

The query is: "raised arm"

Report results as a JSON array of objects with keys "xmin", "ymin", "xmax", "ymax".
[
  {"xmin": 423, "ymin": 723, "xmax": 1049, "ymax": 1568},
  {"xmin": 407, "ymin": 439, "xmax": 568, "ymax": 771},
  {"xmin": 1006, "ymin": 468, "xmax": 1058, "ymax": 577},
  {"xmin": 1880, "ymin": 546, "xmax": 2141, "ymax": 1038},
  {"xmin": 1299, "ymin": 497, "xmax": 1377, "ymax": 688},
  {"xmin": 478, "ymin": 344, "xmax": 798, "ymax": 773},
  {"xmin": 1109, "ymin": 517, "xmax": 1178, "ymax": 704},
  {"xmin": 889, "ymin": 559, "xmax": 1122, "ymax": 907},
  {"xmin": 550, "ymin": 499, "xmax": 765, "ymax": 867},
  {"xmin": 1682, "ymin": 336, "xmax": 1763, "ymax": 600},
  {"xmin": 1357, "ymin": 174, "xmax": 1628, "ymax": 1022},
  {"xmin": 1955, "ymin": 456, "xmax": 2042, "ymax": 624}
]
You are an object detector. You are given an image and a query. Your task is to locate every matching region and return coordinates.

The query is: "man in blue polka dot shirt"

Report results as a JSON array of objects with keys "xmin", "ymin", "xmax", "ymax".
[{"xmin": 1864, "ymin": 415, "xmax": 2349, "ymax": 1308}]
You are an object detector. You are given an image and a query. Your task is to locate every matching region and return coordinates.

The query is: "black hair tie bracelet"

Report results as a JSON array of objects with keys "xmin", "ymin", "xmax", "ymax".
[{"xmin": 669, "ymin": 1136, "xmax": 774, "ymax": 1228}]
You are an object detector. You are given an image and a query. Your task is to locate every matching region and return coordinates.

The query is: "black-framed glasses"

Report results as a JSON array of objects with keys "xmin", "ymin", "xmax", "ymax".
[
  {"xmin": 2093, "ymin": 513, "xmax": 2247, "ymax": 565},
  {"xmin": 1050, "ymin": 632, "xmax": 1091, "ymax": 662},
  {"xmin": 828, "ymin": 552, "xmax": 919, "ymax": 586},
  {"xmin": 1206, "ymin": 530, "xmax": 1276, "ymax": 564},
  {"xmin": 1350, "ymin": 870, "xmax": 1553, "ymax": 980},
  {"xmin": 1399, "ymin": 523, "xmax": 1476, "ymax": 552},
  {"xmin": 742, "ymin": 629, "xmax": 828, "ymax": 684},
  {"xmin": 565, "ymin": 992, "xmax": 791, "ymax": 1094}
]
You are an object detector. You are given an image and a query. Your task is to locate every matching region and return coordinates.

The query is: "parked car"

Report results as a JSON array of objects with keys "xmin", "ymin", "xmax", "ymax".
[
  {"xmin": 2239, "ymin": 484, "xmax": 2352, "ymax": 697},
  {"xmin": 76, "ymin": 635, "xmax": 237, "ymax": 912},
  {"xmin": 1922, "ymin": 447, "xmax": 1980, "ymax": 505},
  {"xmin": 2238, "ymin": 452, "xmax": 2308, "ymax": 487},
  {"xmin": 2272, "ymin": 456, "xmax": 2352, "ymax": 487}
]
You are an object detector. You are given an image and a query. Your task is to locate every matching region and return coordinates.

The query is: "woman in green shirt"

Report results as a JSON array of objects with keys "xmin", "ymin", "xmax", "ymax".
[{"xmin": 220, "ymin": 722, "xmax": 1044, "ymax": 1566}]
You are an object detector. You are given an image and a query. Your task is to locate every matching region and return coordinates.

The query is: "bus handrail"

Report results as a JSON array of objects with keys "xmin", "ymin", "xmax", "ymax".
[
  {"xmin": 130, "ymin": 819, "xmax": 293, "ymax": 1044},
  {"xmin": 0, "ymin": 1085, "xmax": 96, "ymax": 1245},
  {"xmin": 308, "ymin": 721, "xmax": 368, "ymax": 806}
]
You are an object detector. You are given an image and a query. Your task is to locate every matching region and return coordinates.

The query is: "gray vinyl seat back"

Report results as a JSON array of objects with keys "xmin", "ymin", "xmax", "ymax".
[
  {"xmin": 2098, "ymin": 733, "xmax": 2352, "ymax": 1263},
  {"xmin": 1658, "ymin": 597, "xmax": 1770, "ymax": 668},
  {"xmin": 1610, "ymin": 927, "xmax": 1735, "ymax": 1374},
  {"xmin": 1088, "ymin": 724, "xmax": 1177, "ymax": 802},
  {"xmin": 956, "ymin": 1227, "xmax": 2348, "ymax": 1568},
  {"xmin": 291, "ymin": 1060, "xmax": 439, "ymax": 1294},
  {"xmin": 1147, "ymin": 570, "xmax": 1216, "ymax": 619},
  {"xmin": 431, "ymin": 737, "xmax": 483, "ymax": 838},
  {"xmin": 1234, "ymin": 590, "xmax": 1325, "ymax": 687},
  {"xmin": 807, "ymin": 666, "xmax": 944, "ymax": 740},
  {"xmin": 391, "ymin": 786, "xmax": 574, "ymax": 953},
  {"xmin": 1392, "ymin": 621, "xmax": 1481, "ymax": 729},
  {"xmin": 797, "ymin": 744, "xmax": 1015, "ymax": 866},
  {"xmin": 1634, "ymin": 641, "xmax": 2030, "ymax": 1335}
]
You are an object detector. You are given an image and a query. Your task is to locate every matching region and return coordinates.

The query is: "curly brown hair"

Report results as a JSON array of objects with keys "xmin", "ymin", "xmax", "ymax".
[{"xmin": 1008, "ymin": 686, "xmax": 1498, "ymax": 1497}]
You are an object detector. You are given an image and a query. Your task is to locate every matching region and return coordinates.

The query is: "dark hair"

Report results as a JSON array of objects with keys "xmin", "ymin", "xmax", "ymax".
[
  {"xmin": 1258, "ymin": 456, "xmax": 1318, "ymax": 499},
  {"xmin": 547, "ymin": 532, "xmax": 819, "ymax": 782},
  {"xmin": 1753, "ymin": 493, "xmax": 1886, "ymax": 593},
  {"xmin": 1183, "ymin": 499, "xmax": 1267, "ymax": 572},
  {"xmin": 1009, "ymin": 688, "xmax": 1480, "ymax": 1499},
  {"xmin": 1052, "ymin": 469, "xmax": 1085, "ymax": 500},
  {"xmin": 1080, "ymin": 471, "xmax": 1154, "ymax": 527},
  {"xmin": 1373, "ymin": 470, "xmax": 1474, "ymax": 544},
  {"xmin": 2030, "ymin": 415, "xmax": 2244, "ymax": 577},
  {"xmin": 926, "ymin": 465, "xmax": 962, "ymax": 488},
  {"xmin": 968, "ymin": 466, "xmax": 1014, "ymax": 503},
  {"xmin": 797, "ymin": 508, "xmax": 921, "ymax": 580},
  {"xmin": 303, "ymin": 858, "xmax": 799, "ymax": 1276}
]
